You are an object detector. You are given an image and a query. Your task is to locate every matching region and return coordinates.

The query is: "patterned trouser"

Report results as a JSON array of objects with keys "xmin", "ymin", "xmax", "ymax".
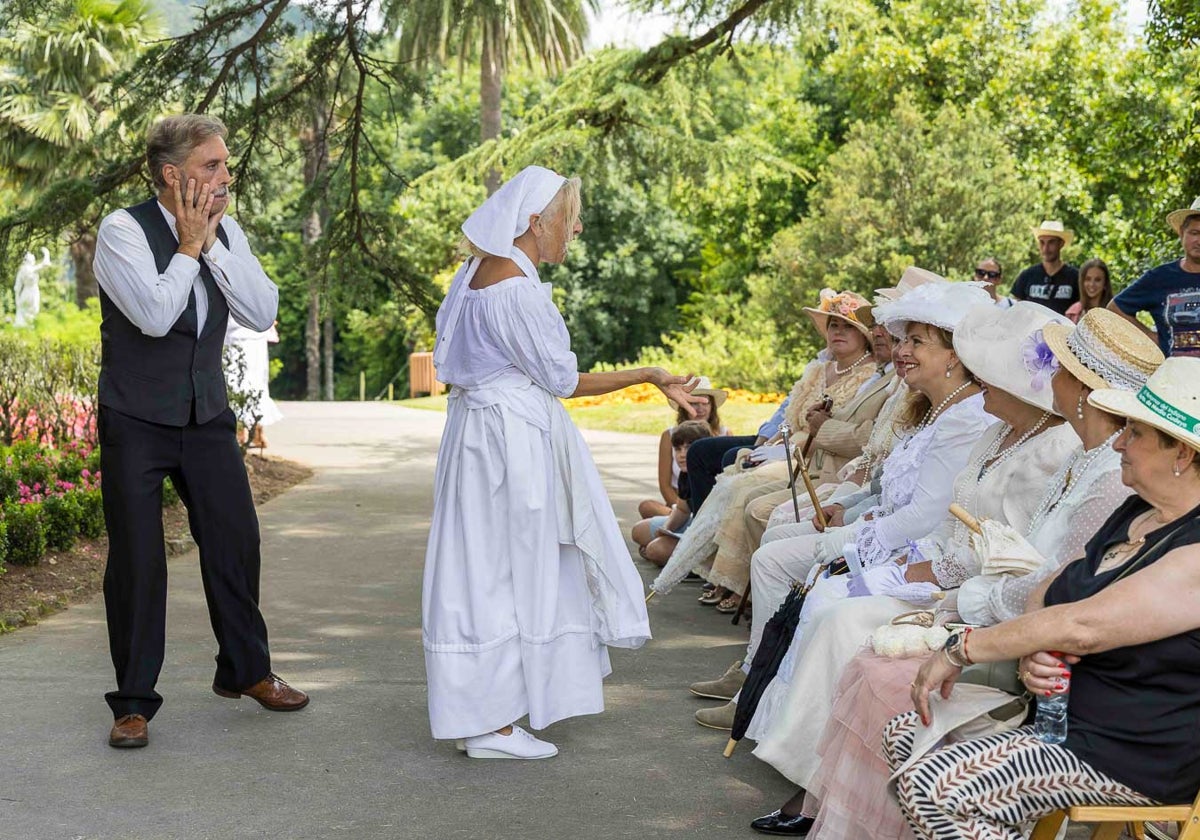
[{"xmin": 883, "ymin": 712, "xmax": 1155, "ymax": 840}]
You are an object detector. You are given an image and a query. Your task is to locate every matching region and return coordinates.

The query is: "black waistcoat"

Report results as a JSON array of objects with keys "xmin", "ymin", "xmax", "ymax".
[{"xmin": 97, "ymin": 198, "xmax": 230, "ymax": 427}]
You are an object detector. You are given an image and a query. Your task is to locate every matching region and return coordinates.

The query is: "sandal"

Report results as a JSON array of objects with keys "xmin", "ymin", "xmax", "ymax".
[
  {"xmin": 698, "ymin": 586, "xmax": 727, "ymax": 606},
  {"xmin": 715, "ymin": 594, "xmax": 742, "ymax": 614}
]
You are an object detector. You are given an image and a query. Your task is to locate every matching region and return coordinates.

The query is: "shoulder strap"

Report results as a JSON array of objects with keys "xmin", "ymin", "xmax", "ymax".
[{"xmin": 1111, "ymin": 517, "xmax": 1194, "ymax": 585}]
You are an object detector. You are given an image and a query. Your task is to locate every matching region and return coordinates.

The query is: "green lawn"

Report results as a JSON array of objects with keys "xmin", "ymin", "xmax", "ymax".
[{"xmin": 394, "ymin": 395, "xmax": 775, "ymax": 437}]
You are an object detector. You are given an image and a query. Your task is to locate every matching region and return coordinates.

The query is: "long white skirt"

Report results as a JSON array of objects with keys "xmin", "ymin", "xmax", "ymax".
[{"xmin": 422, "ymin": 396, "xmax": 643, "ymax": 740}]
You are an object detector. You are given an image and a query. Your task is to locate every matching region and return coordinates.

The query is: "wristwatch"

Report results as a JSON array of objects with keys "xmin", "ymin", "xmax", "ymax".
[{"xmin": 941, "ymin": 630, "xmax": 972, "ymax": 668}]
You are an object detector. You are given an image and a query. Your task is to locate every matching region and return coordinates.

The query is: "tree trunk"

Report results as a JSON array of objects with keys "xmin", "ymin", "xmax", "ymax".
[
  {"xmin": 301, "ymin": 105, "xmax": 329, "ymax": 401},
  {"xmin": 70, "ymin": 230, "xmax": 98, "ymax": 308},
  {"xmin": 322, "ymin": 312, "xmax": 334, "ymax": 401},
  {"xmin": 480, "ymin": 19, "xmax": 504, "ymax": 196}
]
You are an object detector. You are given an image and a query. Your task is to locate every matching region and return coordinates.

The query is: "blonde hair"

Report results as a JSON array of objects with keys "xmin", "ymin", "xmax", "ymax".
[
  {"xmin": 459, "ymin": 176, "xmax": 582, "ymax": 259},
  {"xmin": 147, "ymin": 114, "xmax": 228, "ymax": 190},
  {"xmin": 894, "ymin": 324, "xmax": 961, "ymax": 429}
]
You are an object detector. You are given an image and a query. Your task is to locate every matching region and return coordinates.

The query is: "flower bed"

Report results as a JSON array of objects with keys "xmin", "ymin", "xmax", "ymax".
[{"xmin": 0, "ymin": 440, "xmax": 104, "ymax": 572}]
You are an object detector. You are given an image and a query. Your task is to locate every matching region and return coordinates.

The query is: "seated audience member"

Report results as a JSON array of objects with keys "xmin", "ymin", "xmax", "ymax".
[
  {"xmin": 1109, "ymin": 197, "xmax": 1200, "ymax": 357},
  {"xmin": 672, "ymin": 289, "xmax": 879, "ymax": 614},
  {"xmin": 891, "ymin": 356, "xmax": 1200, "ymax": 840},
  {"xmin": 689, "ymin": 280, "xmax": 995, "ymax": 728},
  {"xmin": 718, "ymin": 303, "xmax": 1075, "ymax": 748},
  {"xmin": 751, "ymin": 309, "xmax": 1162, "ymax": 839},
  {"xmin": 632, "ymin": 420, "xmax": 714, "ymax": 566},
  {"xmin": 973, "ymin": 257, "xmax": 1012, "ymax": 308},
  {"xmin": 1012, "ymin": 220, "xmax": 1079, "ymax": 316},
  {"xmin": 706, "ymin": 320, "xmax": 896, "ymax": 613},
  {"xmin": 731, "ymin": 323, "xmax": 896, "ymax": 566},
  {"xmin": 637, "ymin": 378, "xmax": 727, "ymax": 519},
  {"xmin": 1065, "ymin": 257, "xmax": 1113, "ymax": 323}
]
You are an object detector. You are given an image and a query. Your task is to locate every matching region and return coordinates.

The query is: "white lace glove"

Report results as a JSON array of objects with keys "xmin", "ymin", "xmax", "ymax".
[{"xmin": 969, "ymin": 520, "xmax": 1048, "ymax": 576}]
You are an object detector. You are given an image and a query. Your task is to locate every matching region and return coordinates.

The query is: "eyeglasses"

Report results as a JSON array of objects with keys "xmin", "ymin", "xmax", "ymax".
[{"xmin": 974, "ymin": 268, "xmax": 1001, "ymax": 280}]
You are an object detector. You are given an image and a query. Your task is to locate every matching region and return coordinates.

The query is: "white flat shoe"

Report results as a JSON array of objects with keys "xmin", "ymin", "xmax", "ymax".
[{"xmin": 464, "ymin": 726, "xmax": 558, "ymax": 760}]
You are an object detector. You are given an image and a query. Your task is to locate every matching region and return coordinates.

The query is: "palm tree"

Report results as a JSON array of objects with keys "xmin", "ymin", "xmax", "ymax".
[
  {"xmin": 388, "ymin": 0, "xmax": 597, "ymax": 194},
  {"xmin": 0, "ymin": 0, "xmax": 157, "ymax": 306}
]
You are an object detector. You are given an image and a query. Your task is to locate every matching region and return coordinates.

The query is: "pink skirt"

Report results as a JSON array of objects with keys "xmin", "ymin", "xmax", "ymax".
[{"xmin": 802, "ymin": 648, "xmax": 920, "ymax": 840}]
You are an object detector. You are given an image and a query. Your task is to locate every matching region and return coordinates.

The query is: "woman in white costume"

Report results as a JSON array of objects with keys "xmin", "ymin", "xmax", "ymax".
[
  {"xmin": 224, "ymin": 320, "xmax": 283, "ymax": 443},
  {"xmin": 422, "ymin": 166, "xmax": 701, "ymax": 760}
]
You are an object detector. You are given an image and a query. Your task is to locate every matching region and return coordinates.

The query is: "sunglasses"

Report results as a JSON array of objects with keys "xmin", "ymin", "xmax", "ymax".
[{"xmin": 974, "ymin": 268, "xmax": 1001, "ymax": 280}]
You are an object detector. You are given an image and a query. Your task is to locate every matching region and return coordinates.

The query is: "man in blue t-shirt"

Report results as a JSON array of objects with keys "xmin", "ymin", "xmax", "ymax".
[
  {"xmin": 1110, "ymin": 197, "xmax": 1200, "ymax": 358},
  {"xmin": 1012, "ymin": 220, "xmax": 1079, "ymax": 316}
]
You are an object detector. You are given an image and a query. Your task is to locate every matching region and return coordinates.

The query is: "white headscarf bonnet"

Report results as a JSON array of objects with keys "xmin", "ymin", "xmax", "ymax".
[
  {"xmin": 461, "ymin": 165, "xmax": 568, "ymax": 256},
  {"xmin": 434, "ymin": 166, "xmax": 569, "ymax": 367}
]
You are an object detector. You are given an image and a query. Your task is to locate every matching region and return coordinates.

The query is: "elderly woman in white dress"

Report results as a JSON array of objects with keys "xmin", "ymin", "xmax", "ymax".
[
  {"xmin": 422, "ymin": 166, "xmax": 702, "ymax": 760},
  {"xmin": 745, "ymin": 308, "xmax": 1163, "ymax": 839},
  {"xmin": 690, "ymin": 280, "xmax": 995, "ymax": 728}
]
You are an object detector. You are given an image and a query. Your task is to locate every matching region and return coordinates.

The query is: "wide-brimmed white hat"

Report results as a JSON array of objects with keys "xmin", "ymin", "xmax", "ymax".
[
  {"xmin": 1090, "ymin": 357, "xmax": 1200, "ymax": 453},
  {"xmin": 668, "ymin": 376, "xmax": 727, "ymax": 411},
  {"xmin": 952, "ymin": 302, "xmax": 1070, "ymax": 412},
  {"xmin": 873, "ymin": 280, "xmax": 993, "ymax": 339},
  {"xmin": 875, "ymin": 266, "xmax": 945, "ymax": 302},
  {"xmin": 1031, "ymin": 220, "xmax": 1074, "ymax": 248},
  {"xmin": 802, "ymin": 289, "xmax": 874, "ymax": 338},
  {"xmin": 1167, "ymin": 197, "xmax": 1200, "ymax": 235},
  {"xmin": 1043, "ymin": 308, "xmax": 1163, "ymax": 393}
]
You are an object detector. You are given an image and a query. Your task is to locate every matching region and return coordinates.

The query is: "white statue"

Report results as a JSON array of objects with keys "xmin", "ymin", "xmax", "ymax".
[{"xmin": 14, "ymin": 248, "xmax": 52, "ymax": 328}]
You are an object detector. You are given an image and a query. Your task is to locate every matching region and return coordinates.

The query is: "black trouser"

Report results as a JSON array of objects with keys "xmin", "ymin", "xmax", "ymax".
[
  {"xmin": 686, "ymin": 434, "xmax": 757, "ymax": 511},
  {"xmin": 99, "ymin": 405, "xmax": 271, "ymax": 721}
]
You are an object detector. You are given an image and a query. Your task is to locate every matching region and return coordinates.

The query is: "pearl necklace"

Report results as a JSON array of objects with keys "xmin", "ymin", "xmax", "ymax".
[
  {"xmin": 833, "ymin": 351, "xmax": 872, "ymax": 376},
  {"xmin": 1026, "ymin": 431, "xmax": 1121, "ymax": 535},
  {"xmin": 902, "ymin": 381, "xmax": 974, "ymax": 449},
  {"xmin": 975, "ymin": 412, "xmax": 1052, "ymax": 481}
]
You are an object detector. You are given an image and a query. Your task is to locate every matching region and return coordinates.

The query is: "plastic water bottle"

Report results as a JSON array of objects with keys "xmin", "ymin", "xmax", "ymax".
[{"xmin": 1034, "ymin": 665, "xmax": 1070, "ymax": 744}]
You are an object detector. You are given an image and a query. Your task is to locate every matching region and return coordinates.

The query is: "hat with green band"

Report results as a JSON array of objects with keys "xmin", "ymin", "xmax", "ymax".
[{"xmin": 1089, "ymin": 357, "xmax": 1200, "ymax": 453}]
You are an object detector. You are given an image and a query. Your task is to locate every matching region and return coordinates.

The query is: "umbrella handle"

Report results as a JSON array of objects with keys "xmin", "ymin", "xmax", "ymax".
[
  {"xmin": 948, "ymin": 503, "xmax": 983, "ymax": 535},
  {"xmin": 723, "ymin": 738, "xmax": 737, "ymax": 757},
  {"xmin": 645, "ymin": 590, "xmax": 656, "ymax": 604}
]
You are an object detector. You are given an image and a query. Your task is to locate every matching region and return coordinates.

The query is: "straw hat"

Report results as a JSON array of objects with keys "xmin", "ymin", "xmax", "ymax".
[
  {"xmin": 1043, "ymin": 308, "xmax": 1163, "ymax": 393},
  {"xmin": 873, "ymin": 280, "xmax": 994, "ymax": 338},
  {"xmin": 1167, "ymin": 197, "xmax": 1200, "ymax": 235},
  {"xmin": 1031, "ymin": 220, "xmax": 1074, "ymax": 248},
  {"xmin": 667, "ymin": 376, "xmax": 727, "ymax": 411},
  {"xmin": 1090, "ymin": 357, "xmax": 1200, "ymax": 453},
  {"xmin": 952, "ymin": 301, "xmax": 1070, "ymax": 413},
  {"xmin": 802, "ymin": 289, "xmax": 874, "ymax": 338},
  {"xmin": 874, "ymin": 266, "xmax": 945, "ymax": 302}
]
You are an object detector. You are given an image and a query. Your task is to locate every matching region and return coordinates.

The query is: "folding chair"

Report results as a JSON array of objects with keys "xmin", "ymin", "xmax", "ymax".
[{"xmin": 1029, "ymin": 787, "xmax": 1200, "ymax": 840}]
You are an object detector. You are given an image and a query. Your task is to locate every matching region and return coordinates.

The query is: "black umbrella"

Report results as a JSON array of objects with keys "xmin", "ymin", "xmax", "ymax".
[{"xmin": 723, "ymin": 561, "xmax": 847, "ymax": 757}]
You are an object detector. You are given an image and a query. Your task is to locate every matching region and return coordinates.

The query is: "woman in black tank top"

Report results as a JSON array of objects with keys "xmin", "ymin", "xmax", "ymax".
[{"xmin": 889, "ymin": 358, "xmax": 1200, "ymax": 840}]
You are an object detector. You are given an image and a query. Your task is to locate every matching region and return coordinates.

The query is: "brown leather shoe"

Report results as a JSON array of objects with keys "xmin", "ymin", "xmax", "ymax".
[
  {"xmin": 109, "ymin": 714, "xmax": 149, "ymax": 748},
  {"xmin": 213, "ymin": 673, "xmax": 309, "ymax": 711}
]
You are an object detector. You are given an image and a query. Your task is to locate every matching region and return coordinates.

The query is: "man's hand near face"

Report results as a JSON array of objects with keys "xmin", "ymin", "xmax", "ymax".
[{"xmin": 174, "ymin": 177, "xmax": 215, "ymax": 260}]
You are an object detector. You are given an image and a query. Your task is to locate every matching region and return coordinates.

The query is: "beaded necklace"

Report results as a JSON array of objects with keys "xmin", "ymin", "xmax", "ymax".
[
  {"xmin": 901, "ymin": 381, "xmax": 974, "ymax": 450},
  {"xmin": 1025, "ymin": 431, "xmax": 1121, "ymax": 536},
  {"xmin": 833, "ymin": 351, "xmax": 872, "ymax": 376},
  {"xmin": 974, "ymin": 412, "xmax": 1053, "ymax": 481}
]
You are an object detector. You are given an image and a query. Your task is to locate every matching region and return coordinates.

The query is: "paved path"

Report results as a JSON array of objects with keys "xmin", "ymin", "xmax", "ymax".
[{"xmin": 0, "ymin": 402, "xmax": 792, "ymax": 840}]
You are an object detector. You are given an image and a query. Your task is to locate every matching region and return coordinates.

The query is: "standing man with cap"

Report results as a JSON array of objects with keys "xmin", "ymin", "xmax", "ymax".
[
  {"xmin": 1108, "ymin": 197, "xmax": 1200, "ymax": 358},
  {"xmin": 93, "ymin": 114, "xmax": 308, "ymax": 750},
  {"xmin": 1012, "ymin": 219, "xmax": 1079, "ymax": 315}
]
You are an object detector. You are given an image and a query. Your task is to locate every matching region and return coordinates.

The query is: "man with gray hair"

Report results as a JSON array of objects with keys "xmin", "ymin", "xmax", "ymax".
[{"xmin": 93, "ymin": 113, "xmax": 307, "ymax": 749}]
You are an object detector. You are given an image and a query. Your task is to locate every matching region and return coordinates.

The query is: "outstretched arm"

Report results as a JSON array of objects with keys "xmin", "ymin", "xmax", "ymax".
[{"xmin": 571, "ymin": 367, "xmax": 706, "ymax": 417}]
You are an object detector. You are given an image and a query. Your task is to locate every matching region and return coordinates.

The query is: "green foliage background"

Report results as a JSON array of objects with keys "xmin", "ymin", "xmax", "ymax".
[{"xmin": 1, "ymin": 0, "xmax": 1197, "ymax": 400}]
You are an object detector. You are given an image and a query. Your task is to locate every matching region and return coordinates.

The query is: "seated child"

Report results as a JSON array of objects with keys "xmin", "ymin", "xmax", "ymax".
[{"xmin": 632, "ymin": 420, "xmax": 714, "ymax": 567}]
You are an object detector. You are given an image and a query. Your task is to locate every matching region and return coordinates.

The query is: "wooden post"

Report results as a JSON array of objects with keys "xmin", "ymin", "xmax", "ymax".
[
  {"xmin": 359, "ymin": 371, "xmax": 365, "ymax": 401},
  {"xmin": 388, "ymin": 383, "xmax": 394, "ymax": 402}
]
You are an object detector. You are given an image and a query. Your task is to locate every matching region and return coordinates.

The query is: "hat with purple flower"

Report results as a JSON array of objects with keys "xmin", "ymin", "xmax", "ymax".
[{"xmin": 951, "ymin": 301, "xmax": 1071, "ymax": 413}]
